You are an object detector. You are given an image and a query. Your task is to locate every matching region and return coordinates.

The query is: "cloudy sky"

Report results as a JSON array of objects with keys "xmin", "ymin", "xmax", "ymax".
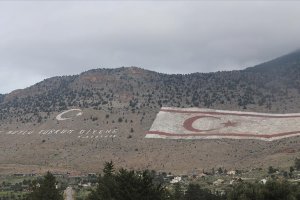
[{"xmin": 1, "ymin": 1, "xmax": 300, "ymax": 94}]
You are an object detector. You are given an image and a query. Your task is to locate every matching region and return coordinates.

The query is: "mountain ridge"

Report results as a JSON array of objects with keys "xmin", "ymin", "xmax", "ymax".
[
  {"xmin": 0, "ymin": 50, "xmax": 300, "ymax": 174},
  {"xmin": 0, "ymin": 94, "xmax": 4, "ymax": 104},
  {"xmin": 246, "ymin": 49, "xmax": 300, "ymax": 74},
  {"xmin": 3, "ymin": 48, "xmax": 300, "ymax": 99}
]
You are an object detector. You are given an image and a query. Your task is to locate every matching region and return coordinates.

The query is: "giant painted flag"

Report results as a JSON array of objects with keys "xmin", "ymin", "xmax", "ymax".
[{"xmin": 146, "ymin": 107, "xmax": 300, "ymax": 141}]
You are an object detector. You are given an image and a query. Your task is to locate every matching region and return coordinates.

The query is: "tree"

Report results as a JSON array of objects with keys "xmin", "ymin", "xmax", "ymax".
[
  {"xmin": 227, "ymin": 180, "xmax": 300, "ymax": 200},
  {"xmin": 118, "ymin": 117, "xmax": 123, "ymax": 123},
  {"xmin": 184, "ymin": 183, "xmax": 222, "ymax": 200},
  {"xmin": 171, "ymin": 183, "xmax": 184, "ymax": 200},
  {"xmin": 88, "ymin": 162, "xmax": 117, "ymax": 200},
  {"xmin": 26, "ymin": 172, "xmax": 63, "ymax": 200},
  {"xmin": 103, "ymin": 161, "xmax": 115, "ymax": 176},
  {"xmin": 290, "ymin": 166, "xmax": 294, "ymax": 173},
  {"xmin": 295, "ymin": 158, "xmax": 300, "ymax": 170},
  {"xmin": 114, "ymin": 169, "xmax": 166, "ymax": 200},
  {"xmin": 217, "ymin": 167, "xmax": 223, "ymax": 174},
  {"xmin": 88, "ymin": 162, "xmax": 167, "ymax": 200},
  {"xmin": 261, "ymin": 180, "xmax": 294, "ymax": 200},
  {"xmin": 227, "ymin": 182, "xmax": 261, "ymax": 200},
  {"xmin": 268, "ymin": 166, "xmax": 277, "ymax": 174}
]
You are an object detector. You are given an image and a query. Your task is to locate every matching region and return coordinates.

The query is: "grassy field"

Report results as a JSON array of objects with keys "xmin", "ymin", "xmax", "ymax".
[
  {"xmin": 74, "ymin": 188, "xmax": 91, "ymax": 200},
  {"xmin": 0, "ymin": 191, "xmax": 28, "ymax": 199}
]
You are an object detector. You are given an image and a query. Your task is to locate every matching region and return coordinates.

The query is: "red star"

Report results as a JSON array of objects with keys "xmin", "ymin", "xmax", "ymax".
[{"xmin": 222, "ymin": 120, "xmax": 238, "ymax": 127}]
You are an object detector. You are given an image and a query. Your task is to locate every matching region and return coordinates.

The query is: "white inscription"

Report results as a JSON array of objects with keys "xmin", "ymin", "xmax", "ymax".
[
  {"xmin": 1, "ymin": 128, "xmax": 118, "ymax": 140},
  {"xmin": 38, "ymin": 129, "xmax": 75, "ymax": 135},
  {"xmin": 56, "ymin": 109, "xmax": 83, "ymax": 121}
]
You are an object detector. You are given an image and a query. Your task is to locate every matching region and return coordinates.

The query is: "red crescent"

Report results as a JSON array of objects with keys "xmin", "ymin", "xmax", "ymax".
[{"xmin": 183, "ymin": 115, "xmax": 220, "ymax": 132}]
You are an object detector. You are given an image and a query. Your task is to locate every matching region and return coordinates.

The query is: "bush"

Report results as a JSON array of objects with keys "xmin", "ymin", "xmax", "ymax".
[
  {"xmin": 295, "ymin": 158, "xmax": 300, "ymax": 170},
  {"xmin": 268, "ymin": 166, "xmax": 277, "ymax": 174},
  {"xmin": 118, "ymin": 117, "xmax": 123, "ymax": 123}
]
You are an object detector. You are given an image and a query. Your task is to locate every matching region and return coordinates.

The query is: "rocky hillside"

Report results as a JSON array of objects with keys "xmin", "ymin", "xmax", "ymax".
[
  {"xmin": 0, "ymin": 50, "xmax": 300, "ymax": 174},
  {"xmin": 246, "ymin": 49, "xmax": 300, "ymax": 74},
  {"xmin": 2, "ymin": 50, "xmax": 300, "ymax": 124},
  {"xmin": 0, "ymin": 94, "xmax": 4, "ymax": 104}
]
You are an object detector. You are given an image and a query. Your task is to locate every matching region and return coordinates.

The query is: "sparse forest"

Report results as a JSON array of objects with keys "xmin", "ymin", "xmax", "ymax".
[
  {"xmin": 1, "ymin": 64, "xmax": 300, "ymax": 176},
  {"xmin": 1, "ymin": 52, "xmax": 300, "ymax": 125}
]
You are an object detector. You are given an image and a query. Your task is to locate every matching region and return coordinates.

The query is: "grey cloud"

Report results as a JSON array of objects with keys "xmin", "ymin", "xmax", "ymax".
[{"xmin": 1, "ymin": 1, "xmax": 300, "ymax": 93}]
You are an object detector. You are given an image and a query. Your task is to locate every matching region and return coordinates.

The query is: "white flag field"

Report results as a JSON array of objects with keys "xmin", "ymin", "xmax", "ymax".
[{"xmin": 146, "ymin": 107, "xmax": 300, "ymax": 141}]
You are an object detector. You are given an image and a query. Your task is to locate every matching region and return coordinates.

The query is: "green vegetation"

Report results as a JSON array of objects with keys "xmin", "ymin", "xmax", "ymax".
[
  {"xmin": 87, "ymin": 161, "xmax": 167, "ymax": 200},
  {"xmin": 85, "ymin": 162, "xmax": 300, "ymax": 200},
  {"xmin": 0, "ymin": 191, "xmax": 28, "ymax": 200},
  {"xmin": 183, "ymin": 183, "xmax": 223, "ymax": 200},
  {"xmin": 0, "ymin": 172, "xmax": 63, "ymax": 200},
  {"xmin": 3, "ymin": 59, "xmax": 300, "ymax": 123},
  {"xmin": 227, "ymin": 180, "xmax": 300, "ymax": 200},
  {"xmin": 267, "ymin": 166, "xmax": 277, "ymax": 174},
  {"xmin": 295, "ymin": 158, "xmax": 300, "ymax": 170},
  {"xmin": 26, "ymin": 172, "xmax": 63, "ymax": 200},
  {"xmin": 1, "ymin": 160, "xmax": 300, "ymax": 200}
]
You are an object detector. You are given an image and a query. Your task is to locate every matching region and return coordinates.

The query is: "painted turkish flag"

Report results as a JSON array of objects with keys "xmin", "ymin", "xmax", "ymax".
[{"xmin": 146, "ymin": 107, "xmax": 300, "ymax": 141}]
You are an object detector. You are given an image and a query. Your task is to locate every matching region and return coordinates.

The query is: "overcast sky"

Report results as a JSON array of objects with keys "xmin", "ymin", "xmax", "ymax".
[{"xmin": 1, "ymin": 1, "xmax": 300, "ymax": 94}]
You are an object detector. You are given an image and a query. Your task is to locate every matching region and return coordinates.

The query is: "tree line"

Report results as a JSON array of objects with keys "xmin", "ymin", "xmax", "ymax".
[{"xmin": 21, "ymin": 161, "xmax": 300, "ymax": 200}]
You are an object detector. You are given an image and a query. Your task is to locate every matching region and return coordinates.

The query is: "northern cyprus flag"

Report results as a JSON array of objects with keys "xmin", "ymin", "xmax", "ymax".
[{"xmin": 146, "ymin": 107, "xmax": 300, "ymax": 141}]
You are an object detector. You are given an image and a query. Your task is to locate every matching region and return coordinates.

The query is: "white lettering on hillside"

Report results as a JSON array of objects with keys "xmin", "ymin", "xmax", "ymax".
[
  {"xmin": 38, "ymin": 129, "xmax": 75, "ymax": 135},
  {"xmin": 78, "ymin": 129, "xmax": 118, "ymax": 139},
  {"xmin": 1, "ymin": 128, "xmax": 118, "ymax": 140},
  {"xmin": 56, "ymin": 109, "xmax": 83, "ymax": 121},
  {"xmin": 6, "ymin": 130, "xmax": 34, "ymax": 135}
]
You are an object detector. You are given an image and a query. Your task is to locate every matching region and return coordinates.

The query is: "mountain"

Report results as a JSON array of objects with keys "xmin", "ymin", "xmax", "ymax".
[
  {"xmin": 0, "ymin": 51, "xmax": 300, "ymax": 175},
  {"xmin": 246, "ymin": 49, "xmax": 300, "ymax": 90},
  {"xmin": 246, "ymin": 49, "xmax": 300, "ymax": 74},
  {"xmin": 0, "ymin": 94, "xmax": 4, "ymax": 104}
]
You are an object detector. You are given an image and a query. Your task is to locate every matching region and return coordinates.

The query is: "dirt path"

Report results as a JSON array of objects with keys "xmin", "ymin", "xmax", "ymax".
[{"xmin": 64, "ymin": 186, "xmax": 74, "ymax": 200}]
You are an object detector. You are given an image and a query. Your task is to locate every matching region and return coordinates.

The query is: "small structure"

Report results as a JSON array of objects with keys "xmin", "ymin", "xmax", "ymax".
[
  {"xmin": 79, "ymin": 182, "xmax": 92, "ymax": 187},
  {"xmin": 213, "ymin": 179, "xmax": 224, "ymax": 186},
  {"xmin": 13, "ymin": 173, "xmax": 25, "ymax": 177},
  {"xmin": 229, "ymin": 178, "xmax": 243, "ymax": 185},
  {"xmin": 227, "ymin": 170, "xmax": 236, "ymax": 175},
  {"xmin": 198, "ymin": 173, "xmax": 207, "ymax": 178},
  {"xmin": 260, "ymin": 178, "xmax": 267, "ymax": 184},
  {"xmin": 170, "ymin": 176, "xmax": 182, "ymax": 184},
  {"xmin": 88, "ymin": 173, "xmax": 97, "ymax": 177}
]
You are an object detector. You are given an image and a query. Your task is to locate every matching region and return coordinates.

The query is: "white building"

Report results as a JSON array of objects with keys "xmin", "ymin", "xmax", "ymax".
[{"xmin": 170, "ymin": 176, "xmax": 182, "ymax": 184}]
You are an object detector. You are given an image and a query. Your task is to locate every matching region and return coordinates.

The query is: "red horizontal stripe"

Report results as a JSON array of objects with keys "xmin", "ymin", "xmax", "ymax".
[
  {"xmin": 160, "ymin": 109, "xmax": 300, "ymax": 118},
  {"xmin": 146, "ymin": 130, "xmax": 300, "ymax": 139}
]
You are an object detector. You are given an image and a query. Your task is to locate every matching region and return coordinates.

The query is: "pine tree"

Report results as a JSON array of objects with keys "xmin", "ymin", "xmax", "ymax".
[
  {"xmin": 103, "ymin": 161, "xmax": 115, "ymax": 176},
  {"xmin": 27, "ymin": 172, "xmax": 63, "ymax": 200},
  {"xmin": 88, "ymin": 161, "xmax": 117, "ymax": 200},
  {"xmin": 87, "ymin": 162, "xmax": 167, "ymax": 200},
  {"xmin": 295, "ymin": 158, "xmax": 300, "ymax": 170}
]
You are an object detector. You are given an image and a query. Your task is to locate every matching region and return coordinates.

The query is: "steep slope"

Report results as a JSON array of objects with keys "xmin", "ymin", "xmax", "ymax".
[
  {"xmin": 0, "ymin": 51, "xmax": 300, "ymax": 174},
  {"xmin": 0, "ymin": 94, "xmax": 4, "ymax": 104},
  {"xmin": 2, "ymin": 64, "xmax": 300, "ymax": 124},
  {"xmin": 246, "ymin": 49, "xmax": 300, "ymax": 91},
  {"xmin": 246, "ymin": 49, "xmax": 300, "ymax": 74}
]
